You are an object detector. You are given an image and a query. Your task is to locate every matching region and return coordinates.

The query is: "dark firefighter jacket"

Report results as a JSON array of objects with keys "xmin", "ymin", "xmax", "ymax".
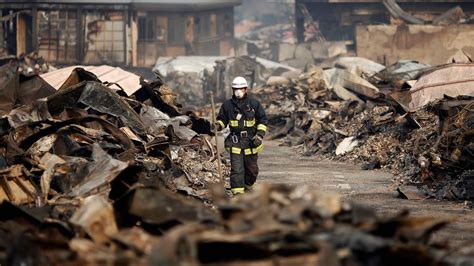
[{"xmin": 216, "ymin": 95, "xmax": 268, "ymax": 155}]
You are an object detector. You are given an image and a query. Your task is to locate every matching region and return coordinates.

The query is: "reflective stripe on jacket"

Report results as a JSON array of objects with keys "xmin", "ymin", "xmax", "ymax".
[{"xmin": 216, "ymin": 95, "xmax": 268, "ymax": 154}]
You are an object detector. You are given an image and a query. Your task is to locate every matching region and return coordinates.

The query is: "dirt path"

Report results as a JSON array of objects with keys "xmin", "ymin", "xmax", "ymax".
[{"xmin": 258, "ymin": 140, "xmax": 474, "ymax": 252}]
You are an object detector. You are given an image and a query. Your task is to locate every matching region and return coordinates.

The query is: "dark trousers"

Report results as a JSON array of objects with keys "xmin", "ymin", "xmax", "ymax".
[{"xmin": 230, "ymin": 152, "xmax": 259, "ymax": 188}]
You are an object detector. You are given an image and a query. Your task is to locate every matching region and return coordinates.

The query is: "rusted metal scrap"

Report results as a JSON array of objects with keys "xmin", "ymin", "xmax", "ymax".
[
  {"xmin": 389, "ymin": 63, "xmax": 474, "ymax": 112},
  {"xmin": 0, "ymin": 68, "xmax": 229, "ymax": 264},
  {"xmin": 147, "ymin": 184, "xmax": 468, "ymax": 265},
  {"xmin": 0, "ymin": 61, "xmax": 471, "ymax": 265},
  {"xmin": 0, "ymin": 63, "xmax": 56, "ymax": 115}
]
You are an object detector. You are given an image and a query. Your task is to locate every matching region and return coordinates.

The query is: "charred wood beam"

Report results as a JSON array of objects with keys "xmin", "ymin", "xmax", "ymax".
[
  {"xmin": 296, "ymin": 19, "xmax": 304, "ymax": 43},
  {"xmin": 295, "ymin": 6, "xmax": 304, "ymax": 44},
  {"xmin": 297, "ymin": 3, "xmax": 326, "ymax": 42},
  {"xmin": 31, "ymin": 7, "xmax": 37, "ymax": 51}
]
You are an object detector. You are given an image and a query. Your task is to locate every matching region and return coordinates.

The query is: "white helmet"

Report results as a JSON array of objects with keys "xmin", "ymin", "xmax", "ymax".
[{"xmin": 231, "ymin": 76, "xmax": 248, "ymax": 89}]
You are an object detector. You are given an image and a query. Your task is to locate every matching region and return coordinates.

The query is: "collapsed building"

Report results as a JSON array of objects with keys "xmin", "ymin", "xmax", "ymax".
[
  {"xmin": 236, "ymin": 0, "xmax": 474, "ymax": 68},
  {"xmin": 154, "ymin": 55, "xmax": 297, "ymax": 105},
  {"xmin": 295, "ymin": 0, "xmax": 474, "ymax": 65},
  {"xmin": 250, "ymin": 56, "xmax": 474, "ymax": 203},
  {"xmin": 0, "ymin": 1, "xmax": 473, "ymax": 263},
  {"xmin": 0, "ymin": 0, "xmax": 241, "ymax": 67},
  {"xmin": 295, "ymin": 0, "xmax": 474, "ymax": 42},
  {"xmin": 0, "ymin": 60, "xmax": 473, "ymax": 264}
]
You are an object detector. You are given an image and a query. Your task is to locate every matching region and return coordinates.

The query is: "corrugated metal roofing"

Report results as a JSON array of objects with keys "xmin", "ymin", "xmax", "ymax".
[
  {"xmin": 41, "ymin": 65, "xmax": 141, "ymax": 96},
  {"xmin": 407, "ymin": 63, "xmax": 474, "ymax": 111}
]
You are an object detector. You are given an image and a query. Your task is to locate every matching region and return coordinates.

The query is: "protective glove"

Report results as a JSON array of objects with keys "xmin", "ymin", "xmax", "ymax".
[
  {"xmin": 211, "ymin": 122, "xmax": 223, "ymax": 132},
  {"xmin": 253, "ymin": 134, "xmax": 263, "ymax": 147}
]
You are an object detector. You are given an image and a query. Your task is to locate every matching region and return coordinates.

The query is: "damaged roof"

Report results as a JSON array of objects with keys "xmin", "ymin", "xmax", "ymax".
[
  {"xmin": 41, "ymin": 65, "xmax": 141, "ymax": 96},
  {"xmin": 406, "ymin": 63, "xmax": 474, "ymax": 111}
]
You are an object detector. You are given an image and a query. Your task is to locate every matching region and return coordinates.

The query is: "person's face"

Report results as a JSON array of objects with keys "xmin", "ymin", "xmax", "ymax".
[{"xmin": 233, "ymin": 87, "xmax": 247, "ymax": 99}]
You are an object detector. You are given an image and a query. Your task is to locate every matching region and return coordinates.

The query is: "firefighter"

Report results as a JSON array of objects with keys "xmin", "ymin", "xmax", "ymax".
[{"xmin": 214, "ymin": 76, "xmax": 268, "ymax": 195}]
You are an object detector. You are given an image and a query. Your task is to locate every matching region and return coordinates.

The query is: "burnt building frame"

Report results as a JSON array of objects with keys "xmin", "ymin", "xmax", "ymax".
[{"xmin": 0, "ymin": 0, "xmax": 241, "ymax": 67}]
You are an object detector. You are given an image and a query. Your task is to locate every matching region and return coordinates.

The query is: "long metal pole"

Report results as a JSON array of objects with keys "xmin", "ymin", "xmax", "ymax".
[{"xmin": 210, "ymin": 91, "xmax": 223, "ymax": 181}]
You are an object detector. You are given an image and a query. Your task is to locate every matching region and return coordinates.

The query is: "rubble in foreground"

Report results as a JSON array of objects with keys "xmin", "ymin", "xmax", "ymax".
[
  {"xmin": 0, "ymin": 64, "xmax": 227, "ymax": 204},
  {"xmin": 148, "ymin": 184, "xmax": 470, "ymax": 265},
  {"xmin": 3, "ymin": 180, "xmax": 473, "ymax": 265},
  {"xmin": 0, "ymin": 63, "xmax": 230, "ymax": 263}
]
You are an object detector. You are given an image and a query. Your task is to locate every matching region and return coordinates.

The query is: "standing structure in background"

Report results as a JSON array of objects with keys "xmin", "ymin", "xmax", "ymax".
[
  {"xmin": 295, "ymin": 0, "xmax": 474, "ymax": 65},
  {"xmin": 0, "ymin": 0, "xmax": 241, "ymax": 67},
  {"xmin": 295, "ymin": 0, "xmax": 474, "ymax": 43}
]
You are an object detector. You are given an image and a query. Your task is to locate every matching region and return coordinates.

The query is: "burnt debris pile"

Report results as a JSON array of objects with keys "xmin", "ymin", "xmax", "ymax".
[{"xmin": 252, "ymin": 60, "xmax": 474, "ymax": 202}]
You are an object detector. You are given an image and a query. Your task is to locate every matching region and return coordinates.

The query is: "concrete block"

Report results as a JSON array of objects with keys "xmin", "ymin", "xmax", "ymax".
[
  {"xmin": 295, "ymin": 44, "xmax": 313, "ymax": 60},
  {"xmin": 311, "ymin": 41, "xmax": 348, "ymax": 60},
  {"xmin": 278, "ymin": 43, "xmax": 296, "ymax": 62}
]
